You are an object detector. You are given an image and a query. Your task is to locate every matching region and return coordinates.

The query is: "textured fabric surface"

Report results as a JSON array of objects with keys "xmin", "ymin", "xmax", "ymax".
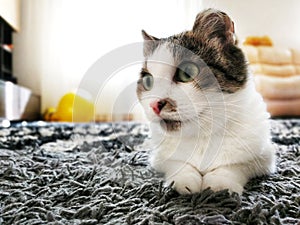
[{"xmin": 0, "ymin": 120, "xmax": 299, "ymax": 225}]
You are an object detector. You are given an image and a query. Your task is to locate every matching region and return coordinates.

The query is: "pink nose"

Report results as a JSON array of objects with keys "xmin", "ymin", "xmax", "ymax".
[{"xmin": 150, "ymin": 100, "xmax": 166, "ymax": 115}]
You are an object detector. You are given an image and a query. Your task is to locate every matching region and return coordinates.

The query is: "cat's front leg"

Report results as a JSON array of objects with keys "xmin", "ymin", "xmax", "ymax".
[
  {"xmin": 202, "ymin": 165, "xmax": 249, "ymax": 195},
  {"xmin": 163, "ymin": 161, "xmax": 203, "ymax": 195}
]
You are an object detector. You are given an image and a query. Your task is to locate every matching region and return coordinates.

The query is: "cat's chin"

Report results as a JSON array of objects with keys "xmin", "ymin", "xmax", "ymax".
[{"xmin": 159, "ymin": 119, "xmax": 182, "ymax": 132}]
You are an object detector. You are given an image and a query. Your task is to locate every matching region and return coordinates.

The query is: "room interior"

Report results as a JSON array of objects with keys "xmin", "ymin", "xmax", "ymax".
[
  {"xmin": 1, "ymin": 0, "xmax": 300, "ymax": 122},
  {"xmin": 0, "ymin": 0, "xmax": 299, "ymax": 224}
]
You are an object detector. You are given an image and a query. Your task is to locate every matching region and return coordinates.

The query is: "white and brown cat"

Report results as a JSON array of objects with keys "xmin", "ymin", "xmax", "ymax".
[{"xmin": 137, "ymin": 9, "xmax": 275, "ymax": 195}]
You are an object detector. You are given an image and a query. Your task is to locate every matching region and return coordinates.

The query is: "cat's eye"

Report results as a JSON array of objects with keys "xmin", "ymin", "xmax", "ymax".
[
  {"xmin": 175, "ymin": 62, "xmax": 199, "ymax": 83},
  {"xmin": 141, "ymin": 73, "xmax": 154, "ymax": 91}
]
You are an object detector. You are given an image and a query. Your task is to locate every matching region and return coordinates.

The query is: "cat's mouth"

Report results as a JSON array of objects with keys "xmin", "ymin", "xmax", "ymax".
[{"xmin": 160, "ymin": 119, "xmax": 182, "ymax": 132}]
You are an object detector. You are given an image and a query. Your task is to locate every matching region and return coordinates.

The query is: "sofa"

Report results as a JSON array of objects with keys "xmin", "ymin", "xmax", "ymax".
[{"xmin": 242, "ymin": 45, "xmax": 300, "ymax": 117}]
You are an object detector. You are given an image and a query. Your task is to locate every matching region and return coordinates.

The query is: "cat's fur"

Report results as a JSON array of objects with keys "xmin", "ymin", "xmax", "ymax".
[{"xmin": 137, "ymin": 9, "xmax": 275, "ymax": 195}]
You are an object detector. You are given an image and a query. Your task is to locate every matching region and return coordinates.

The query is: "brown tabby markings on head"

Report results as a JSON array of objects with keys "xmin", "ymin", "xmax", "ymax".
[
  {"xmin": 160, "ymin": 98, "xmax": 177, "ymax": 112},
  {"xmin": 139, "ymin": 8, "xmax": 248, "ymax": 94},
  {"xmin": 160, "ymin": 119, "xmax": 181, "ymax": 132}
]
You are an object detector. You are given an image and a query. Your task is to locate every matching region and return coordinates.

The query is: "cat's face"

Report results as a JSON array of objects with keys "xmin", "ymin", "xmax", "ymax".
[{"xmin": 137, "ymin": 9, "xmax": 247, "ymax": 133}]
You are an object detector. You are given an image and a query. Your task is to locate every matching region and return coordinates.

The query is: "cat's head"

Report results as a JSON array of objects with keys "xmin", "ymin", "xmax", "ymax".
[{"xmin": 137, "ymin": 9, "xmax": 247, "ymax": 133}]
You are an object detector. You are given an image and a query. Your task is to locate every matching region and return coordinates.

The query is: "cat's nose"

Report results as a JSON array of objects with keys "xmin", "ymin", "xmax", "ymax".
[{"xmin": 150, "ymin": 99, "xmax": 167, "ymax": 115}]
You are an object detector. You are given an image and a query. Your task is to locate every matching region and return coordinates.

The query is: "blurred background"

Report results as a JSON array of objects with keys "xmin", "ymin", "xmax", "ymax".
[{"xmin": 1, "ymin": 0, "xmax": 300, "ymax": 123}]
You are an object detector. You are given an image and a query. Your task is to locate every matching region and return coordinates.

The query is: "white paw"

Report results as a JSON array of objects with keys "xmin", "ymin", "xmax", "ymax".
[
  {"xmin": 202, "ymin": 171, "xmax": 244, "ymax": 195},
  {"xmin": 166, "ymin": 168, "xmax": 202, "ymax": 195}
]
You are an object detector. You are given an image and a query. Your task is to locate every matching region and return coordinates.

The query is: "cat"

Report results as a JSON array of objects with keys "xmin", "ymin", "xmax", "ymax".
[{"xmin": 136, "ymin": 8, "xmax": 275, "ymax": 195}]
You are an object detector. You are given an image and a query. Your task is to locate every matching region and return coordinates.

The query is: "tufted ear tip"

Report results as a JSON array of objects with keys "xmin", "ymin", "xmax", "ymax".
[
  {"xmin": 192, "ymin": 8, "xmax": 236, "ymax": 45},
  {"xmin": 223, "ymin": 14, "xmax": 236, "ymax": 44},
  {"xmin": 141, "ymin": 30, "xmax": 160, "ymax": 57},
  {"xmin": 141, "ymin": 30, "xmax": 159, "ymax": 41}
]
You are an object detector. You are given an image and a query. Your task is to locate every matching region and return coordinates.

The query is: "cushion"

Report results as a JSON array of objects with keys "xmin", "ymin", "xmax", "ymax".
[
  {"xmin": 258, "ymin": 47, "xmax": 292, "ymax": 65},
  {"xmin": 292, "ymin": 49, "xmax": 300, "ymax": 64},
  {"xmin": 265, "ymin": 98, "xmax": 300, "ymax": 117},
  {"xmin": 254, "ymin": 75, "xmax": 300, "ymax": 100}
]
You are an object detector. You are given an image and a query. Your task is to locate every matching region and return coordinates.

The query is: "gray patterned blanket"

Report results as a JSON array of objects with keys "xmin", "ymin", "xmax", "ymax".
[{"xmin": 0, "ymin": 120, "xmax": 299, "ymax": 225}]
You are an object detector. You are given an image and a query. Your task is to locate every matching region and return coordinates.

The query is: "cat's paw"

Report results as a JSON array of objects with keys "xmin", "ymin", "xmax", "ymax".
[
  {"xmin": 202, "ymin": 170, "xmax": 244, "ymax": 195},
  {"xmin": 166, "ymin": 169, "xmax": 202, "ymax": 195}
]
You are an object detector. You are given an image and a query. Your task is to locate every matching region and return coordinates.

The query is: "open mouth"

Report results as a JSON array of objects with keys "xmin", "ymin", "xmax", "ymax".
[{"xmin": 160, "ymin": 119, "xmax": 182, "ymax": 132}]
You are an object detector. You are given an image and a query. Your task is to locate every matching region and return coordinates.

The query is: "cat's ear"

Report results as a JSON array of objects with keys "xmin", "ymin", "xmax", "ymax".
[
  {"xmin": 192, "ymin": 9, "xmax": 236, "ymax": 46},
  {"xmin": 141, "ymin": 30, "xmax": 160, "ymax": 56},
  {"xmin": 142, "ymin": 30, "xmax": 159, "ymax": 41}
]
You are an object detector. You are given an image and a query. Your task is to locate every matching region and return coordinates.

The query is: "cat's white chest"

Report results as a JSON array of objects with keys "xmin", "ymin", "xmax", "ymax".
[{"xmin": 149, "ymin": 127, "xmax": 219, "ymax": 173}]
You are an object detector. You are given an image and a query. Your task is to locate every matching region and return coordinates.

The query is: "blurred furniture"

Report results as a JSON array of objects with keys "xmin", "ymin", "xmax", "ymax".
[
  {"xmin": 0, "ymin": 1, "xmax": 40, "ymax": 121},
  {"xmin": 0, "ymin": 17, "xmax": 16, "ymax": 83},
  {"xmin": 0, "ymin": 0, "xmax": 19, "ymax": 82},
  {"xmin": 243, "ymin": 46, "xmax": 300, "ymax": 117},
  {"xmin": 0, "ymin": 80, "xmax": 40, "ymax": 121}
]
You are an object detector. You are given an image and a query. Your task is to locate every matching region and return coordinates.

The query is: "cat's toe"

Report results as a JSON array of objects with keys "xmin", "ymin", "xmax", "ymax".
[
  {"xmin": 167, "ymin": 171, "xmax": 202, "ymax": 195},
  {"xmin": 202, "ymin": 172, "xmax": 243, "ymax": 195}
]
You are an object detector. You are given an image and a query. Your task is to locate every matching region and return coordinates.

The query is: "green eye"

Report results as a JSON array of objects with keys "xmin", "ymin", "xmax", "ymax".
[
  {"xmin": 142, "ymin": 73, "xmax": 153, "ymax": 91},
  {"xmin": 175, "ymin": 62, "xmax": 199, "ymax": 83}
]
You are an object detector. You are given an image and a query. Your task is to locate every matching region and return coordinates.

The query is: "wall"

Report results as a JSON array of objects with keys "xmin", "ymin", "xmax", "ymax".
[
  {"xmin": 201, "ymin": 0, "xmax": 300, "ymax": 48},
  {"xmin": 13, "ymin": 0, "xmax": 43, "ymax": 95}
]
